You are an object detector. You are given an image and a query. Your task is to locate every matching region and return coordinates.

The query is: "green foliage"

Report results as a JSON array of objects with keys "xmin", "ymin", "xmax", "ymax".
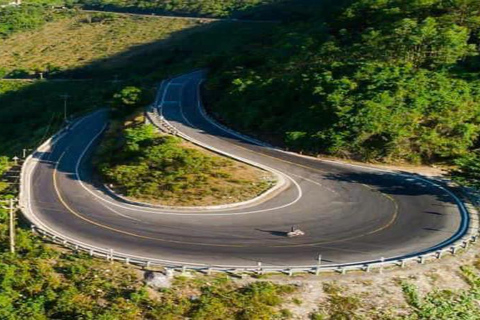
[
  {"xmin": 112, "ymin": 86, "xmax": 145, "ymax": 117},
  {"xmin": 451, "ymin": 151, "xmax": 480, "ymax": 189},
  {"xmin": 207, "ymin": 0, "xmax": 480, "ymax": 163},
  {"xmin": 70, "ymin": 0, "xmax": 280, "ymax": 18},
  {"xmin": 99, "ymin": 125, "xmax": 224, "ymax": 196},
  {"xmin": 186, "ymin": 280, "xmax": 295, "ymax": 319},
  {"xmin": 113, "ymin": 86, "xmax": 143, "ymax": 107},
  {"xmin": 0, "ymin": 80, "xmax": 117, "ymax": 155},
  {"xmin": 0, "ymin": 5, "xmax": 61, "ymax": 38},
  {"xmin": 97, "ymin": 120, "xmax": 272, "ymax": 205},
  {"xmin": 124, "ymin": 124, "xmax": 156, "ymax": 152},
  {"xmin": 401, "ymin": 267, "xmax": 480, "ymax": 319},
  {"xmin": 310, "ymin": 283, "xmax": 362, "ymax": 320},
  {"xmin": 0, "ymin": 156, "xmax": 9, "ymax": 176}
]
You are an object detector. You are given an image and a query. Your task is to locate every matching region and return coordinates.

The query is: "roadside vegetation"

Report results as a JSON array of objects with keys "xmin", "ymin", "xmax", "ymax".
[
  {"xmin": 206, "ymin": 0, "xmax": 480, "ymax": 167},
  {"xmin": 0, "ymin": 207, "xmax": 297, "ymax": 319},
  {"xmin": 70, "ymin": 0, "xmax": 278, "ymax": 18},
  {"xmin": 0, "ymin": 80, "xmax": 118, "ymax": 154},
  {"xmin": 0, "ymin": 5, "xmax": 65, "ymax": 39},
  {"xmin": 307, "ymin": 264, "xmax": 480, "ymax": 319},
  {"xmin": 2, "ymin": 0, "xmax": 308, "ymax": 19},
  {"xmin": 96, "ymin": 107, "xmax": 274, "ymax": 206}
]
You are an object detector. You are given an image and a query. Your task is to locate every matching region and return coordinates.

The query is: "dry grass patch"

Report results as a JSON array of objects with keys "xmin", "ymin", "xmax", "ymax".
[{"xmin": 0, "ymin": 12, "xmax": 203, "ymax": 75}]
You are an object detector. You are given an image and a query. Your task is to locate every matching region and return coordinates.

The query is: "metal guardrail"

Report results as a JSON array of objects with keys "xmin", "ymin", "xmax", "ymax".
[{"xmin": 17, "ymin": 79, "xmax": 480, "ymax": 276}]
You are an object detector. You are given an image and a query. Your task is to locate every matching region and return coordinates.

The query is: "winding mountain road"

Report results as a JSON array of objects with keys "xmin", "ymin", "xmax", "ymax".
[{"xmin": 25, "ymin": 71, "xmax": 467, "ymax": 268}]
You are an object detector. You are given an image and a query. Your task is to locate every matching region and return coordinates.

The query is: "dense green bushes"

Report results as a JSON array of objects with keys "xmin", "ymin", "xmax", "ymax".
[
  {"xmin": 207, "ymin": 0, "xmax": 480, "ymax": 163},
  {"xmin": 0, "ymin": 156, "xmax": 9, "ymax": 176},
  {"xmin": 0, "ymin": 5, "xmax": 61, "ymax": 38},
  {"xmin": 452, "ymin": 151, "xmax": 480, "ymax": 189},
  {"xmin": 69, "ymin": 0, "xmax": 279, "ymax": 18}
]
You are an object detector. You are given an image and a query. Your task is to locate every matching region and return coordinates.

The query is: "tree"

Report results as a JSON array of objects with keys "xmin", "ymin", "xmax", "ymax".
[
  {"xmin": 113, "ymin": 86, "xmax": 143, "ymax": 107},
  {"xmin": 111, "ymin": 86, "xmax": 144, "ymax": 117}
]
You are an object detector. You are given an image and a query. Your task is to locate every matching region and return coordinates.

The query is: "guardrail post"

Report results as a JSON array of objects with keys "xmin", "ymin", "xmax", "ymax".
[
  {"xmin": 339, "ymin": 267, "xmax": 346, "ymax": 275},
  {"xmin": 436, "ymin": 250, "xmax": 442, "ymax": 259},
  {"xmin": 109, "ymin": 249, "xmax": 114, "ymax": 262},
  {"xmin": 419, "ymin": 255, "xmax": 426, "ymax": 264},
  {"xmin": 257, "ymin": 262, "xmax": 263, "ymax": 275},
  {"xmin": 315, "ymin": 254, "xmax": 322, "ymax": 276},
  {"xmin": 379, "ymin": 257, "xmax": 385, "ymax": 274},
  {"xmin": 451, "ymin": 246, "xmax": 457, "ymax": 255},
  {"xmin": 181, "ymin": 266, "xmax": 187, "ymax": 275},
  {"xmin": 89, "ymin": 249, "xmax": 94, "ymax": 256},
  {"xmin": 74, "ymin": 245, "xmax": 79, "ymax": 252},
  {"xmin": 288, "ymin": 269, "xmax": 294, "ymax": 277},
  {"xmin": 125, "ymin": 258, "xmax": 130, "ymax": 265},
  {"xmin": 400, "ymin": 259, "xmax": 406, "ymax": 268},
  {"xmin": 146, "ymin": 261, "xmax": 151, "ymax": 268},
  {"xmin": 365, "ymin": 264, "xmax": 371, "ymax": 273},
  {"xmin": 207, "ymin": 267, "xmax": 212, "ymax": 275}
]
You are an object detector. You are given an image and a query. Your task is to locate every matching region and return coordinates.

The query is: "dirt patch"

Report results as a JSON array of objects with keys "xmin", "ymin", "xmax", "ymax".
[{"xmin": 255, "ymin": 247, "xmax": 480, "ymax": 319}]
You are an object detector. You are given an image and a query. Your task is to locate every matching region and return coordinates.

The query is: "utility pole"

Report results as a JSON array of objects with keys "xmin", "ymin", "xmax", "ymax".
[
  {"xmin": 9, "ymin": 199, "xmax": 14, "ymax": 254},
  {"xmin": 0, "ymin": 199, "xmax": 17, "ymax": 254},
  {"xmin": 60, "ymin": 94, "xmax": 70, "ymax": 123}
]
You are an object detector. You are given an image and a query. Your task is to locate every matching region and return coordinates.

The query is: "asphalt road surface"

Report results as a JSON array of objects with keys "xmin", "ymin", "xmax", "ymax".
[{"xmin": 27, "ymin": 71, "xmax": 466, "ymax": 268}]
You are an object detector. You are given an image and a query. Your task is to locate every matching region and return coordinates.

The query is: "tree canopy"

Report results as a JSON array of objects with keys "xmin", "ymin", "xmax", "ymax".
[{"xmin": 207, "ymin": 0, "xmax": 480, "ymax": 163}]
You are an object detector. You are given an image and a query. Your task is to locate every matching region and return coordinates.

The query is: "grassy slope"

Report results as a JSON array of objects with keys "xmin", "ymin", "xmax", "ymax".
[{"xmin": 0, "ymin": 12, "xmax": 198, "ymax": 75}]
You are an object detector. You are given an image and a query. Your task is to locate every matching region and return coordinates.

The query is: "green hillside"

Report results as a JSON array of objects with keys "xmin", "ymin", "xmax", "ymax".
[{"xmin": 207, "ymin": 0, "xmax": 480, "ymax": 165}]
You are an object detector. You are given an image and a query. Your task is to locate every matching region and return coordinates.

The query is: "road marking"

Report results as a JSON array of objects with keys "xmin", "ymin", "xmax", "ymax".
[
  {"xmin": 42, "ymin": 73, "xmax": 460, "ymax": 250},
  {"xmin": 49, "ymin": 116, "xmax": 399, "ymax": 248},
  {"xmin": 70, "ymin": 78, "xmax": 304, "ymax": 216},
  {"xmin": 95, "ymin": 198, "xmax": 141, "ymax": 222}
]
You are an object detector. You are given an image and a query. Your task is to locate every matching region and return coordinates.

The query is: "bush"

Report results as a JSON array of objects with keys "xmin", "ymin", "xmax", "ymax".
[
  {"xmin": 0, "ymin": 5, "xmax": 54, "ymax": 38},
  {"xmin": 451, "ymin": 151, "xmax": 480, "ymax": 189},
  {"xmin": 112, "ymin": 86, "xmax": 144, "ymax": 116}
]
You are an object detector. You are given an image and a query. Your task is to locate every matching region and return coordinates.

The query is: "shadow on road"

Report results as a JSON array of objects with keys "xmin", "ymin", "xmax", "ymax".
[{"xmin": 255, "ymin": 228, "xmax": 289, "ymax": 237}]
